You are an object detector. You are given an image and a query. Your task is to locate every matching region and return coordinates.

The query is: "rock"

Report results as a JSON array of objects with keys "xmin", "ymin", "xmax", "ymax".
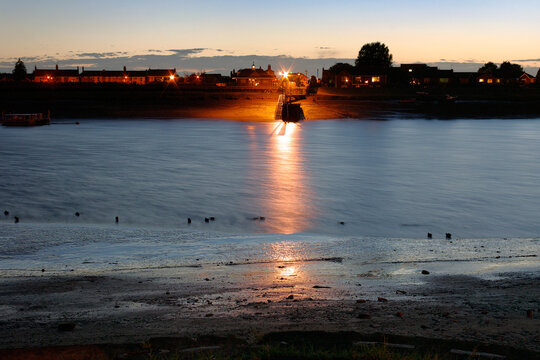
[
  {"xmin": 377, "ymin": 297, "xmax": 388, "ymax": 302},
  {"xmin": 356, "ymin": 299, "xmax": 366, "ymax": 303},
  {"xmin": 396, "ymin": 290, "xmax": 407, "ymax": 294},
  {"xmin": 445, "ymin": 233, "xmax": 452, "ymax": 239},
  {"xmin": 166, "ymin": 291, "xmax": 170, "ymax": 295},
  {"xmin": 495, "ymin": 256, "xmax": 500, "ymax": 259},
  {"xmin": 267, "ymin": 300, "xmax": 272, "ymax": 303},
  {"xmin": 339, "ymin": 221, "xmax": 345, "ymax": 225},
  {"xmin": 204, "ymin": 217, "xmax": 209, "ymax": 223},
  {"xmin": 259, "ymin": 216, "xmax": 265, "ymax": 221},
  {"xmin": 286, "ymin": 295, "xmax": 294, "ymax": 300},
  {"xmin": 75, "ymin": 212, "xmax": 80, "ymax": 217},
  {"xmin": 115, "ymin": 216, "xmax": 119, "ymax": 223},
  {"xmin": 57, "ymin": 322, "xmax": 76, "ymax": 331},
  {"xmin": 3, "ymin": 210, "xmax": 8, "ymax": 216},
  {"xmin": 427, "ymin": 232, "xmax": 432, "ymax": 239},
  {"xmin": 395, "ymin": 312, "xmax": 404, "ymax": 317},
  {"xmin": 312, "ymin": 285, "xmax": 331, "ymax": 289},
  {"xmin": 527, "ymin": 309, "xmax": 533, "ymax": 319},
  {"xmin": 357, "ymin": 313, "xmax": 371, "ymax": 319},
  {"xmin": 205, "ymin": 313, "xmax": 213, "ymax": 317},
  {"xmin": 210, "ymin": 217, "xmax": 215, "ymax": 221},
  {"xmin": 421, "ymin": 270, "xmax": 430, "ymax": 275},
  {"xmin": 14, "ymin": 216, "xmax": 19, "ymax": 223}
]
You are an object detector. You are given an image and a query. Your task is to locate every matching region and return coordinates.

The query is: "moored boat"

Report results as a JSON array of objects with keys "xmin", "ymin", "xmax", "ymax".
[{"xmin": 1, "ymin": 112, "xmax": 50, "ymax": 126}]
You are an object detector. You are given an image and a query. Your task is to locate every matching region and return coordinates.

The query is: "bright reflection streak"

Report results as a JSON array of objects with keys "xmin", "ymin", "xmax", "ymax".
[
  {"xmin": 263, "ymin": 121, "xmax": 313, "ymax": 233},
  {"xmin": 269, "ymin": 241, "xmax": 309, "ymax": 281}
]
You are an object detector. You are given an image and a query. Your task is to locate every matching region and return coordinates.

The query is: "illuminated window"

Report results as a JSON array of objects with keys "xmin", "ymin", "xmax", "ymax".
[
  {"xmin": 440, "ymin": 78, "xmax": 449, "ymax": 83},
  {"xmin": 408, "ymin": 69, "xmax": 413, "ymax": 72},
  {"xmin": 496, "ymin": 79, "xmax": 501, "ymax": 83},
  {"xmin": 479, "ymin": 78, "xmax": 484, "ymax": 83},
  {"xmin": 371, "ymin": 76, "xmax": 380, "ymax": 83},
  {"xmin": 487, "ymin": 79, "xmax": 493, "ymax": 84}
]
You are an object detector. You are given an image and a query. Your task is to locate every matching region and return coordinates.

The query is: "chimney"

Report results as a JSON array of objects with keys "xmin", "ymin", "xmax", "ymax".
[
  {"xmin": 123, "ymin": 66, "xmax": 126, "ymax": 72},
  {"xmin": 77, "ymin": 66, "xmax": 79, "ymax": 73},
  {"xmin": 268, "ymin": 64, "xmax": 271, "ymax": 71},
  {"xmin": 55, "ymin": 64, "xmax": 58, "ymax": 70},
  {"xmin": 82, "ymin": 66, "xmax": 84, "ymax": 72}
]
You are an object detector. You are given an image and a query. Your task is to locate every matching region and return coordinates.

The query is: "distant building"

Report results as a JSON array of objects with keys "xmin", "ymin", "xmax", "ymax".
[
  {"xmin": 519, "ymin": 72, "xmax": 536, "ymax": 85},
  {"xmin": 79, "ymin": 66, "xmax": 176, "ymax": 84},
  {"xmin": 322, "ymin": 68, "xmax": 386, "ymax": 88},
  {"xmin": 477, "ymin": 73, "xmax": 501, "ymax": 85},
  {"xmin": 147, "ymin": 69, "xmax": 176, "ymax": 83},
  {"xmin": 231, "ymin": 63, "xmax": 277, "ymax": 88},
  {"xmin": 0, "ymin": 73, "xmax": 13, "ymax": 82},
  {"xmin": 453, "ymin": 72, "xmax": 477, "ymax": 85},
  {"xmin": 400, "ymin": 64, "xmax": 453, "ymax": 86},
  {"xmin": 287, "ymin": 72, "xmax": 309, "ymax": 87},
  {"xmin": 33, "ymin": 65, "xmax": 79, "ymax": 83}
]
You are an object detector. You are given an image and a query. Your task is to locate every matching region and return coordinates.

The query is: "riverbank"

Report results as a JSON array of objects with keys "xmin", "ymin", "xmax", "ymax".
[
  {"xmin": 1, "ymin": 260, "xmax": 538, "ymax": 353},
  {"xmin": 2, "ymin": 84, "xmax": 540, "ymax": 120}
]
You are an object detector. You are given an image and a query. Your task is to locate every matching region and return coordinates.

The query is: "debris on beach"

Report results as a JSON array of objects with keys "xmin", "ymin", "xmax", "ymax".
[
  {"xmin": 396, "ymin": 290, "xmax": 407, "ymax": 294},
  {"xmin": 356, "ymin": 299, "xmax": 366, "ymax": 303},
  {"xmin": 377, "ymin": 297, "xmax": 388, "ymax": 302},
  {"xmin": 312, "ymin": 285, "xmax": 331, "ymax": 289},
  {"xmin": 357, "ymin": 313, "xmax": 371, "ymax": 319},
  {"xmin": 421, "ymin": 270, "xmax": 430, "ymax": 275}
]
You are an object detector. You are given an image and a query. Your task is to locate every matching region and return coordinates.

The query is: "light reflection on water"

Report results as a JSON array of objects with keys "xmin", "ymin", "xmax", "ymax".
[
  {"xmin": 1, "ymin": 118, "xmax": 540, "ymax": 238},
  {"xmin": 257, "ymin": 122, "xmax": 313, "ymax": 233}
]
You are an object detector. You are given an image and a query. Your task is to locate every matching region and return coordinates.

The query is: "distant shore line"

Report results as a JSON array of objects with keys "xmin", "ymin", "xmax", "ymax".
[{"xmin": 2, "ymin": 84, "xmax": 540, "ymax": 120}]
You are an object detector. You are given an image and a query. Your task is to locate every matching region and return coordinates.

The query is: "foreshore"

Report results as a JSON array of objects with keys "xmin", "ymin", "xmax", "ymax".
[
  {"xmin": 0, "ymin": 257, "xmax": 538, "ymax": 357},
  {"xmin": 2, "ymin": 84, "xmax": 540, "ymax": 120}
]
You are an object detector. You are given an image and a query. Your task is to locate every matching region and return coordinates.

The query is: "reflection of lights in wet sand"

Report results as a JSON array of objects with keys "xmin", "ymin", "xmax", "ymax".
[{"xmin": 270, "ymin": 241, "xmax": 308, "ymax": 280}]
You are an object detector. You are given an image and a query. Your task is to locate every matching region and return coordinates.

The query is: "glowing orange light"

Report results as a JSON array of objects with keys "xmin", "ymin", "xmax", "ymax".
[{"xmin": 169, "ymin": 75, "xmax": 175, "ymax": 80}]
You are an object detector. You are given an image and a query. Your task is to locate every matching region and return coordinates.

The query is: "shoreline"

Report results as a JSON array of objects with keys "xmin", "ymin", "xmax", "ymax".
[
  {"xmin": 2, "ymin": 85, "xmax": 540, "ymax": 120},
  {"xmin": 1, "ymin": 255, "xmax": 538, "ymax": 352}
]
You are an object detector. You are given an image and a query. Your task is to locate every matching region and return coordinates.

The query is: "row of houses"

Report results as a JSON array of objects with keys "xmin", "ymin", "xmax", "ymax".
[
  {"xmin": 322, "ymin": 64, "xmax": 538, "ymax": 88},
  {"xmin": 2, "ymin": 63, "xmax": 538, "ymax": 88},
  {"xmin": 31, "ymin": 65, "xmax": 177, "ymax": 84}
]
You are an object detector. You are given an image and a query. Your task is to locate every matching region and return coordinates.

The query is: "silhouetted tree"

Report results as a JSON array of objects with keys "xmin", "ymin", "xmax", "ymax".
[
  {"xmin": 498, "ymin": 61, "xmax": 523, "ymax": 79},
  {"xmin": 12, "ymin": 58, "xmax": 27, "ymax": 81},
  {"xmin": 478, "ymin": 62, "xmax": 498, "ymax": 75},
  {"xmin": 328, "ymin": 62, "xmax": 355, "ymax": 74},
  {"xmin": 355, "ymin": 42, "xmax": 393, "ymax": 74}
]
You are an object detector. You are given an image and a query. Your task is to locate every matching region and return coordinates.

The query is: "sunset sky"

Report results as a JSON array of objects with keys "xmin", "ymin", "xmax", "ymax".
[{"xmin": 1, "ymin": 0, "xmax": 539, "ymax": 74}]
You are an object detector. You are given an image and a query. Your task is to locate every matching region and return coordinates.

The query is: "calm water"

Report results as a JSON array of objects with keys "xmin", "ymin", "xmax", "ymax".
[{"xmin": 0, "ymin": 118, "xmax": 539, "ymax": 275}]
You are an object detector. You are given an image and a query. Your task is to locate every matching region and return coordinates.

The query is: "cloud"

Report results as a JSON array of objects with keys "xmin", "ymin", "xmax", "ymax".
[
  {"xmin": 76, "ymin": 52, "xmax": 122, "ymax": 59},
  {"xmin": 3, "ymin": 49, "xmax": 537, "ymax": 76},
  {"xmin": 318, "ymin": 46, "xmax": 333, "ymax": 50},
  {"xmin": 166, "ymin": 48, "xmax": 206, "ymax": 57},
  {"xmin": 511, "ymin": 58, "xmax": 540, "ymax": 62}
]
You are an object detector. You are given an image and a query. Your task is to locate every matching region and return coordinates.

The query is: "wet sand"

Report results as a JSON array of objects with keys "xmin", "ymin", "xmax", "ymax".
[{"xmin": 0, "ymin": 260, "xmax": 538, "ymax": 352}]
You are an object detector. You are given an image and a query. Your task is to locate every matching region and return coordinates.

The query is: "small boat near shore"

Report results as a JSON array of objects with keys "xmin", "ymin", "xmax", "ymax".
[{"xmin": 1, "ymin": 112, "xmax": 50, "ymax": 126}]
